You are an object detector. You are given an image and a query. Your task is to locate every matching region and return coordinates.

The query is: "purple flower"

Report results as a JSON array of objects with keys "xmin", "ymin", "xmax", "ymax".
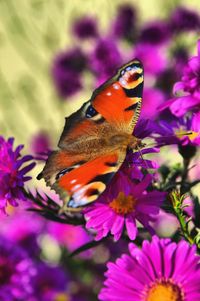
[
  {"xmin": 174, "ymin": 40, "xmax": 200, "ymax": 98},
  {"xmin": 31, "ymin": 263, "xmax": 68, "ymax": 301},
  {"xmin": 48, "ymin": 223, "xmax": 93, "ymax": 258},
  {"xmin": 52, "ymin": 48, "xmax": 87, "ymax": 98},
  {"xmin": 139, "ymin": 21, "xmax": 170, "ymax": 45},
  {"xmin": 152, "ymin": 113, "xmax": 200, "ymax": 147},
  {"xmin": 159, "ymin": 40, "xmax": 200, "ymax": 116},
  {"xmin": 134, "ymin": 43, "xmax": 167, "ymax": 75},
  {"xmin": 84, "ymin": 173, "xmax": 165, "ymax": 241},
  {"xmin": 140, "ymin": 87, "xmax": 165, "ymax": 119},
  {"xmin": 73, "ymin": 16, "xmax": 98, "ymax": 39},
  {"xmin": 30, "ymin": 131, "xmax": 51, "ymax": 160},
  {"xmin": 0, "ymin": 204, "xmax": 44, "ymax": 256},
  {"xmin": 0, "ymin": 236, "xmax": 36, "ymax": 300},
  {"xmin": 112, "ymin": 4, "xmax": 136, "ymax": 41},
  {"xmin": 90, "ymin": 38, "xmax": 122, "ymax": 84},
  {"xmin": 0, "ymin": 137, "xmax": 35, "ymax": 213},
  {"xmin": 99, "ymin": 236, "xmax": 200, "ymax": 301},
  {"xmin": 170, "ymin": 7, "xmax": 200, "ymax": 33}
]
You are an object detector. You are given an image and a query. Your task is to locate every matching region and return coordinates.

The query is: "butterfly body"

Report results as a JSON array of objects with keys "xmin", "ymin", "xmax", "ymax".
[{"xmin": 38, "ymin": 59, "xmax": 144, "ymax": 210}]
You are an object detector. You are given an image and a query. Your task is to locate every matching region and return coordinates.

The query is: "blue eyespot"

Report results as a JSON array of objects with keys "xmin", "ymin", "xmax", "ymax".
[{"xmin": 86, "ymin": 105, "xmax": 98, "ymax": 118}]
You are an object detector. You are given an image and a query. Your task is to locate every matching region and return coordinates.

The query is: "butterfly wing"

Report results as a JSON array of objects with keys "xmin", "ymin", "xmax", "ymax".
[
  {"xmin": 92, "ymin": 59, "xmax": 143, "ymax": 133},
  {"xmin": 58, "ymin": 59, "xmax": 143, "ymax": 149},
  {"xmin": 39, "ymin": 149, "xmax": 125, "ymax": 208},
  {"xmin": 38, "ymin": 59, "xmax": 143, "ymax": 209}
]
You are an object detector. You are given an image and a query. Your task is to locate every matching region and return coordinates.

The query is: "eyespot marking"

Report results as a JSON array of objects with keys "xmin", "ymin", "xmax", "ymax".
[{"xmin": 85, "ymin": 105, "xmax": 98, "ymax": 118}]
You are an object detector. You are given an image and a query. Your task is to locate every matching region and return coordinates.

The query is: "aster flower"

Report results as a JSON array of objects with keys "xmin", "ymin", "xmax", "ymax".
[
  {"xmin": 134, "ymin": 43, "xmax": 167, "ymax": 75},
  {"xmin": 99, "ymin": 236, "xmax": 200, "ymax": 301},
  {"xmin": 139, "ymin": 21, "xmax": 170, "ymax": 45},
  {"xmin": 90, "ymin": 38, "xmax": 122, "ymax": 85},
  {"xmin": 112, "ymin": 4, "xmax": 136, "ymax": 41},
  {"xmin": 159, "ymin": 40, "xmax": 200, "ymax": 116},
  {"xmin": 0, "ymin": 136, "xmax": 35, "ymax": 213},
  {"xmin": 31, "ymin": 263, "xmax": 69, "ymax": 301},
  {"xmin": 152, "ymin": 113, "xmax": 200, "ymax": 147},
  {"xmin": 0, "ymin": 203, "xmax": 44, "ymax": 256},
  {"xmin": 48, "ymin": 223, "xmax": 93, "ymax": 258},
  {"xmin": 52, "ymin": 48, "xmax": 87, "ymax": 98},
  {"xmin": 30, "ymin": 131, "xmax": 51, "ymax": 160},
  {"xmin": 0, "ymin": 236, "xmax": 36, "ymax": 300},
  {"xmin": 73, "ymin": 16, "xmax": 98, "ymax": 40},
  {"xmin": 84, "ymin": 173, "xmax": 165, "ymax": 241},
  {"xmin": 140, "ymin": 87, "xmax": 165, "ymax": 119},
  {"xmin": 170, "ymin": 6, "xmax": 200, "ymax": 33}
]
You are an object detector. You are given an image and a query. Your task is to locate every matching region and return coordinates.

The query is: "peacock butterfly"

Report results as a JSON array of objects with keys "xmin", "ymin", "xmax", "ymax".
[{"xmin": 38, "ymin": 59, "xmax": 144, "ymax": 211}]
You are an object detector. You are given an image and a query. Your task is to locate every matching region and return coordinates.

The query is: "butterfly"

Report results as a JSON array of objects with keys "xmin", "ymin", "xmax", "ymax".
[{"xmin": 38, "ymin": 59, "xmax": 144, "ymax": 211}]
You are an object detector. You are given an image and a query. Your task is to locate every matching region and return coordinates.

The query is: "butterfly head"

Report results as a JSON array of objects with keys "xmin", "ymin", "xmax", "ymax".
[{"xmin": 118, "ymin": 60, "xmax": 143, "ymax": 90}]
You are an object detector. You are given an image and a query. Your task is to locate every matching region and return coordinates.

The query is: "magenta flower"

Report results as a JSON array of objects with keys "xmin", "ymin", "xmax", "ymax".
[
  {"xmin": 72, "ymin": 16, "xmax": 98, "ymax": 40},
  {"xmin": 134, "ymin": 43, "xmax": 167, "ymax": 75},
  {"xmin": 0, "ymin": 137, "xmax": 35, "ymax": 213},
  {"xmin": 90, "ymin": 38, "xmax": 122, "ymax": 85},
  {"xmin": 139, "ymin": 21, "xmax": 170, "ymax": 45},
  {"xmin": 170, "ymin": 7, "xmax": 200, "ymax": 33},
  {"xmin": 99, "ymin": 236, "xmax": 200, "ymax": 301},
  {"xmin": 112, "ymin": 4, "xmax": 136, "ymax": 41},
  {"xmin": 0, "ymin": 236, "xmax": 36, "ymax": 300},
  {"xmin": 174, "ymin": 40, "xmax": 200, "ymax": 98},
  {"xmin": 152, "ymin": 113, "xmax": 200, "ymax": 147},
  {"xmin": 48, "ymin": 223, "xmax": 93, "ymax": 258},
  {"xmin": 159, "ymin": 40, "xmax": 200, "ymax": 116},
  {"xmin": 32, "ymin": 263, "xmax": 69, "ymax": 301},
  {"xmin": 52, "ymin": 48, "xmax": 87, "ymax": 98},
  {"xmin": 84, "ymin": 174, "xmax": 165, "ymax": 241},
  {"xmin": 140, "ymin": 87, "xmax": 165, "ymax": 119},
  {"xmin": 30, "ymin": 131, "xmax": 51, "ymax": 160}
]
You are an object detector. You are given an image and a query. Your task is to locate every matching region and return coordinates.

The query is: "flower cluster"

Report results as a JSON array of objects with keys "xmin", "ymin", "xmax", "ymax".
[{"xmin": 0, "ymin": 137, "xmax": 35, "ymax": 213}]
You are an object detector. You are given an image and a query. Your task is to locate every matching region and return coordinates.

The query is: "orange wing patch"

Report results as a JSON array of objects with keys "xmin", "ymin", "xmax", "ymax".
[
  {"xmin": 92, "ymin": 59, "xmax": 143, "ymax": 132},
  {"xmin": 55, "ymin": 152, "xmax": 124, "ymax": 208}
]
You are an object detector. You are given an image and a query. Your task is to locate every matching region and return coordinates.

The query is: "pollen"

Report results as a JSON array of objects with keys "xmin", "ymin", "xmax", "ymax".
[
  {"xmin": 109, "ymin": 191, "xmax": 137, "ymax": 215},
  {"xmin": 145, "ymin": 280, "xmax": 184, "ymax": 301}
]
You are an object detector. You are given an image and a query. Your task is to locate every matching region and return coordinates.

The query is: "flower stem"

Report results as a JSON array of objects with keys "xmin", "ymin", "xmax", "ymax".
[{"xmin": 170, "ymin": 190, "xmax": 194, "ymax": 245}]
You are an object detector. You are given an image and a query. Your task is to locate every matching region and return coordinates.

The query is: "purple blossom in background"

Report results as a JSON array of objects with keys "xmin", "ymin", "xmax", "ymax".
[
  {"xmin": 134, "ymin": 43, "xmax": 167, "ymax": 75},
  {"xmin": 30, "ymin": 131, "xmax": 51, "ymax": 160},
  {"xmin": 140, "ymin": 87, "xmax": 165, "ymax": 119},
  {"xmin": 31, "ymin": 263, "xmax": 68, "ymax": 301},
  {"xmin": 48, "ymin": 223, "xmax": 93, "ymax": 258},
  {"xmin": 159, "ymin": 40, "xmax": 200, "ymax": 116},
  {"xmin": 174, "ymin": 40, "xmax": 200, "ymax": 98},
  {"xmin": 84, "ymin": 174, "xmax": 165, "ymax": 241},
  {"xmin": 112, "ymin": 4, "xmax": 136, "ymax": 41},
  {"xmin": 0, "ymin": 137, "xmax": 35, "ymax": 214},
  {"xmin": 139, "ymin": 21, "xmax": 170, "ymax": 45},
  {"xmin": 90, "ymin": 38, "xmax": 122, "ymax": 84},
  {"xmin": 73, "ymin": 16, "xmax": 98, "ymax": 39},
  {"xmin": 0, "ymin": 204, "xmax": 44, "ymax": 256},
  {"xmin": 0, "ymin": 236, "xmax": 36, "ymax": 300},
  {"xmin": 52, "ymin": 48, "xmax": 87, "ymax": 98},
  {"xmin": 99, "ymin": 236, "xmax": 200, "ymax": 301},
  {"xmin": 170, "ymin": 6, "xmax": 200, "ymax": 33}
]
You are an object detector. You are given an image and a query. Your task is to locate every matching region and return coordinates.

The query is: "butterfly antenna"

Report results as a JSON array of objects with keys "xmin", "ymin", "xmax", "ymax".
[{"xmin": 135, "ymin": 144, "xmax": 156, "ymax": 181}]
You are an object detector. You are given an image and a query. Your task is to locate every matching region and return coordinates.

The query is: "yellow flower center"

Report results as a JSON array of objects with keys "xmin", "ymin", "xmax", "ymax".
[
  {"xmin": 175, "ymin": 129, "xmax": 199, "ymax": 141},
  {"xmin": 145, "ymin": 280, "xmax": 184, "ymax": 301},
  {"xmin": 109, "ymin": 191, "xmax": 137, "ymax": 215},
  {"xmin": 54, "ymin": 293, "xmax": 70, "ymax": 301}
]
